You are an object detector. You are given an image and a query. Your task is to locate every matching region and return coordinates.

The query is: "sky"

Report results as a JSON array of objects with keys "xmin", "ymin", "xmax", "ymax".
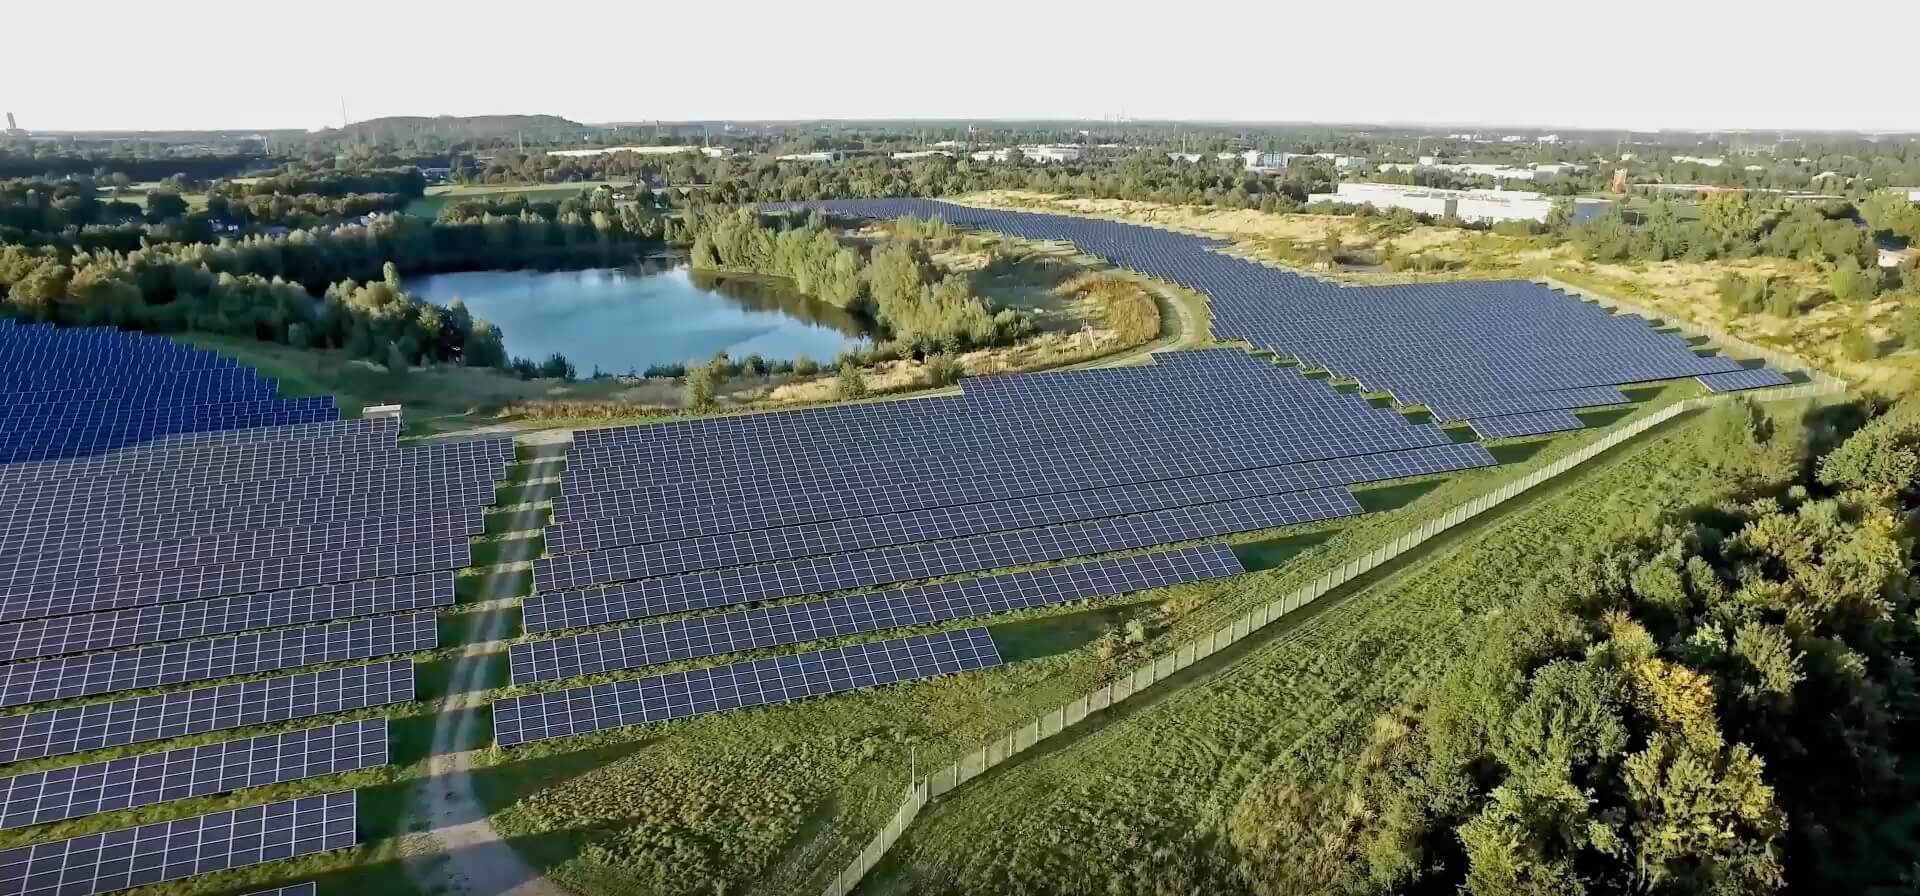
[{"xmin": 13, "ymin": 0, "xmax": 1920, "ymax": 134}]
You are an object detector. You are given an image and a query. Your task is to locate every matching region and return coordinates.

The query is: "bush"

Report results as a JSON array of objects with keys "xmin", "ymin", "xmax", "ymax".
[
  {"xmin": 925, "ymin": 354, "xmax": 965, "ymax": 387},
  {"xmin": 834, "ymin": 365, "xmax": 868, "ymax": 400},
  {"xmin": 792, "ymin": 355, "xmax": 821, "ymax": 376}
]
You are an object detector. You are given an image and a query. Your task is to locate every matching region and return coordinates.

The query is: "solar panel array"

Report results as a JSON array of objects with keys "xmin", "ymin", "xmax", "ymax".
[
  {"xmin": 512, "ymin": 544, "xmax": 1243, "ymax": 684},
  {"xmin": 503, "ymin": 348, "xmax": 1511, "ymax": 746},
  {"xmin": 1697, "ymin": 368, "xmax": 1794, "ymax": 393},
  {"xmin": 0, "ymin": 320, "xmax": 341, "ymax": 463},
  {"xmin": 0, "ymin": 719, "xmax": 387, "ymax": 829},
  {"xmin": 0, "ymin": 791, "xmax": 356, "ymax": 896},
  {"xmin": 762, "ymin": 199, "xmax": 1793, "ymax": 417},
  {"xmin": 0, "ymin": 337, "xmax": 509, "ymax": 891},
  {"xmin": 494, "ymin": 628, "xmax": 1003, "ymax": 746}
]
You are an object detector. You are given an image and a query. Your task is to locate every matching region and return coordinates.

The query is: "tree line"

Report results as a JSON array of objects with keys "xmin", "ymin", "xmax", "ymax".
[
  {"xmin": 686, "ymin": 209, "xmax": 1034, "ymax": 354},
  {"xmin": 1316, "ymin": 396, "xmax": 1920, "ymax": 895}
]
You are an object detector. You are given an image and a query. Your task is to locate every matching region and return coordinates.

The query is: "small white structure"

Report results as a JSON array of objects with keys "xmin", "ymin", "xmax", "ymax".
[
  {"xmin": 1307, "ymin": 182, "xmax": 1611, "ymax": 225},
  {"xmin": 363, "ymin": 404, "xmax": 403, "ymax": 420},
  {"xmin": 1878, "ymin": 247, "xmax": 1915, "ymax": 269},
  {"xmin": 776, "ymin": 151, "xmax": 838, "ymax": 163},
  {"xmin": 1904, "ymin": 188, "xmax": 1920, "ymax": 202},
  {"xmin": 700, "ymin": 146, "xmax": 734, "ymax": 158},
  {"xmin": 890, "ymin": 150, "xmax": 952, "ymax": 160},
  {"xmin": 1673, "ymin": 155, "xmax": 1726, "ymax": 168},
  {"xmin": 970, "ymin": 148, "xmax": 1012, "ymax": 162},
  {"xmin": 1022, "ymin": 144, "xmax": 1081, "ymax": 163}
]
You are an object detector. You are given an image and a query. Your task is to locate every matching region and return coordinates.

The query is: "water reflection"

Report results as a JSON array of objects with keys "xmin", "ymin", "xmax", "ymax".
[{"xmin": 410, "ymin": 264, "xmax": 875, "ymax": 376}]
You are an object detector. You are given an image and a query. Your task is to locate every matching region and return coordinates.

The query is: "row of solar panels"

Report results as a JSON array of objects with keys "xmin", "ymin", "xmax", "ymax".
[{"xmin": 763, "ymin": 199, "xmax": 1796, "ymax": 412}]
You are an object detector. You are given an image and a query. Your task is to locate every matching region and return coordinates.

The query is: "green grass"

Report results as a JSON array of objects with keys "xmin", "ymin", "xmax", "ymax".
[
  {"xmin": 404, "ymin": 183, "xmax": 630, "ymax": 219},
  {"xmin": 851, "ymin": 400, "xmax": 1807, "ymax": 895}
]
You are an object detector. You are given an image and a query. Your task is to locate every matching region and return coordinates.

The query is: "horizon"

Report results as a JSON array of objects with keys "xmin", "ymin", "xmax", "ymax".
[{"xmin": 13, "ymin": 0, "xmax": 1920, "ymax": 134}]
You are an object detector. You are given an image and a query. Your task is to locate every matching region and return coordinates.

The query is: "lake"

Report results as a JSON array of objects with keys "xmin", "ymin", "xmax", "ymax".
[{"xmin": 410, "ymin": 265, "xmax": 875, "ymax": 374}]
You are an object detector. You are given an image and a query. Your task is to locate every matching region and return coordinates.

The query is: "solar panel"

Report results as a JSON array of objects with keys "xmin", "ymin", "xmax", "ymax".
[
  {"xmin": 0, "ymin": 719, "xmax": 386, "ymax": 829},
  {"xmin": 243, "ymin": 885, "xmax": 317, "ymax": 896},
  {"xmin": 523, "ymin": 488, "xmax": 1359, "ymax": 633},
  {"xmin": 0, "ymin": 613, "xmax": 437, "ymax": 708},
  {"xmin": 493, "ymin": 628, "xmax": 1001, "ymax": 747},
  {"xmin": 0, "ymin": 540, "xmax": 469, "ymax": 623},
  {"xmin": 0, "ymin": 573, "xmax": 455, "ymax": 664},
  {"xmin": 1696, "ymin": 368, "xmax": 1793, "ymax": 393},
  {"xmin": 0, "ymin": 659, "xmax": 414, "ymax": 763},
  {"xmin": 512, "ymin": 544, "xmax": 1242, "ymax": 684},
  {"xmin": 1464, "ymin": 411, "xmax": 1588, "ymax": 440},
  {"xmin": 537, "ymin": 443, "xmax": 1490, "ymax": 591},
  {"xmin": 0, "ymin": 791, "xmax": 356, "ymax": 896}
]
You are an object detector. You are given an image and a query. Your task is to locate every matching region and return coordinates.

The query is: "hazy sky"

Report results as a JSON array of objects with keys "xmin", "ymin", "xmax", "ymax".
[{"xmin": 14, "ymin": 0, "xmax": 1919, "ymax": 133}]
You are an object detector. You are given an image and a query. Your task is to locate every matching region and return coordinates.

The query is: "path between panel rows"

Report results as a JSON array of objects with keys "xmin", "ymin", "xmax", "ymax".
[{"xmin": 404, "ymin": 500, "xmax": 569, "ymax": 896}]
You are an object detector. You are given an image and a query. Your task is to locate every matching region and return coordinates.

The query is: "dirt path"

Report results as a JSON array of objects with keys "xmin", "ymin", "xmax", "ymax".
[{"xmin": 404, "ymin": 500, "xmax": 570, "ymax": 896}]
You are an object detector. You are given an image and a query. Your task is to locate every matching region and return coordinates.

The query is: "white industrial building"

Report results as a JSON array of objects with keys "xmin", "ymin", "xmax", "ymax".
[
  {"xmin": 1307, "ymin": 182, "xmax": 1612, "ymax": 225},
  {"xmin": 1240, "ymin": 150, "xmax": 1361, "ymax": 172},
  {"xmin": 890, "ymin": 150, "xmax": 952, "ymax": 160},
  {"xmin": 1022, "ymin": 144, "xmax": 1082, "ymax": 163},
  {"xmin": 776, "ymin": 151, "xmax": 838, "ymax": 163},
  {"xmin": 1672, "ymin": 155, "xmax": 1727, "ymax": 168},
  {"xmin": 1380, "ymin": 160, "xmax": 1586, "ymax": 183}
]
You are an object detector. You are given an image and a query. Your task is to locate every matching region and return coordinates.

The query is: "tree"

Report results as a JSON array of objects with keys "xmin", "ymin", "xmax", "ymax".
[
  {"xmin": 144, "ymin": 190, "xmax": 189, "ymax": 222},
  {"xmin": 537, "ymin": 352, "xmax": 576, "ymax": 380},
  {"xmin": 1829, "ymin": 256, "xmax": 1879, "ymax": 304},
  {"xmin": 385, "ymin": 340, "xmax": 410, "ymax": 374},
  {"xmin": 685, "ymin": 362, "xmax": 719, "ymax": 409}
]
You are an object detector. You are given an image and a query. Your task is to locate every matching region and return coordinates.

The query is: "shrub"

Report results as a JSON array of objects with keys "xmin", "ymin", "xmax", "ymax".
[
  {"xmin": 834, "ymin": 365, "xmax": 868, "ymax": 400},
  {"xmin": 925, "ymin": 354, "xmax": 965, "ymax": 387}
]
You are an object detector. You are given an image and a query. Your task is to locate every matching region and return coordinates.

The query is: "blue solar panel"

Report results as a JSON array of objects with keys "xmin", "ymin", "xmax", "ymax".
[
  {"xmin": 493, "ymin": 628, "xmax": 1002, "ymax": 746},
  {"xmin": 1465, "ymin": 410, "xmax": 1588, "ymax": 439},
  {"xmin": 1696, "ymin": 368, "xmax": 1793, "ymax": 392}
]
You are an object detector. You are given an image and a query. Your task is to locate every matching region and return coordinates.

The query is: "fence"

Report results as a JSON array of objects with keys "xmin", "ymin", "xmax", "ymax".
[{"xmin": 821, "ymin": 292, "xmax": 1847, "ymax": 896}]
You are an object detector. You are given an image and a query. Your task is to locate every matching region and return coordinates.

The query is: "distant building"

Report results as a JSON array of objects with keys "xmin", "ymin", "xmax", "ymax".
[
  {"xmin": 547, "ymin": 145, "xmax": 701, "ymax": 158},
  {"xmin": 1307, "ymin": 182, "xmax": 1611, "ymax": 225},
  {"xmin": 1902, "ymin": 187, "xmax": 1920, "ymax": 202},
  {"xmin": 1672, "ymin": 155, "xmax": 1726, "ymax": 168},
  {"xmin": 700, "ymin": 146, "xmax": 734, "ymax": 158},
  {"xmin": 1378, "ymin": 161, "xmax": 1553, "ymax": 182},
  {"xmin": 1022, "ymin": 144, "xmax": 1081, "ymax": 163},
  {"xmin": 1240, "ymin": 150, "xmax": 1360, "ymax": 172},
  {"xmin": 776, "ymin": 151, "xmax": 838, "ymax": 163},
  {"xmin": 970, "ymin": 148, "xmax": 1012, "ymax": 162},
  {"xmin": 891, "ymin": 150, "xmax": 952, "ymax": 160}
]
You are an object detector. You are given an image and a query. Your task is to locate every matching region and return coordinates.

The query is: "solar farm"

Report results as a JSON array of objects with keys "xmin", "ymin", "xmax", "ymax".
[
  {"xmin": 0, "ymin": 198, "xmax": 1805, "ymax": 895},
  {"xmin": 0, "ymin": 321, "xmax": 509, "ymax": 895}
]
